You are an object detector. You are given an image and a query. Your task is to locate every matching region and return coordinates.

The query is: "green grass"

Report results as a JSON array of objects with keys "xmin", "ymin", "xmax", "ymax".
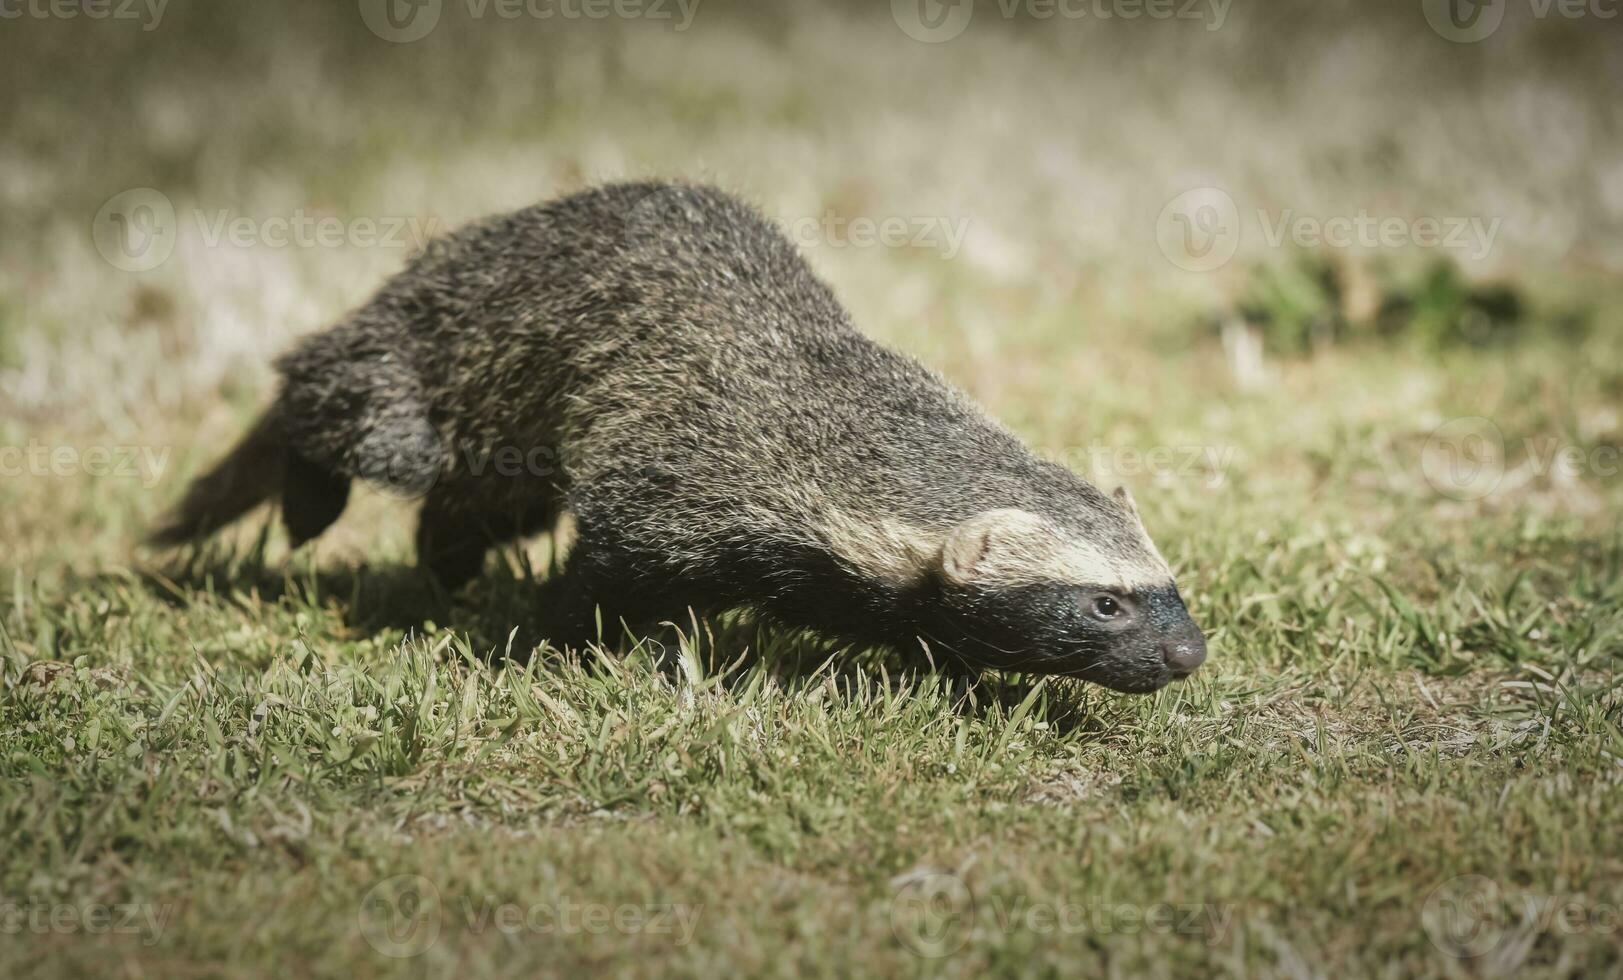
[
  {"xmin": 4, "ymin": 2, "xmax": 1623, "ymax": 976},
  {"xmin": 5, "ymin": 341, "xmax": 1620, "ymax": 975}
]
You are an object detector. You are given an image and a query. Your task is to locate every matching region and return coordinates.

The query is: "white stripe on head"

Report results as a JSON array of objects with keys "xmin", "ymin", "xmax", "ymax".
[
  {"xmin": 823, "ymin": 506, "xmax": 1173, "ymax": 591},
  {"xmin": 940, "ymin": 508, "xmax": 1172, "ymax": 591}
]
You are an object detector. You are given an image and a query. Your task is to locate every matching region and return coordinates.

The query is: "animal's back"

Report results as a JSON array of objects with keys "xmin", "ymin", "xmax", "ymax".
[{"xmin": 293, "ymin": 182, "xmax": 1060, "ymax": 558}]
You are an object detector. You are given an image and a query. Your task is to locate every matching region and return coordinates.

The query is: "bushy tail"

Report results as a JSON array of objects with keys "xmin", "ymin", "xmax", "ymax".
[{"xmin": 148, "ymin": 407, "xmax": 287, "ymax": 546}]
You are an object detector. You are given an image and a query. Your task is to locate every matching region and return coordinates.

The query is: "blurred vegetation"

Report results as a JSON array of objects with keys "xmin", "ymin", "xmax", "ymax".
[
  {"xmin": 1232, "ymin": 255, "xmax": 1350, "ymax": 355},
  {"xmin": 1226, "ymin": 254, "xmax": 1592, "ymax": 356},
  {"xmin": 1375, "ymin": 260, "xmax": 1528, "ymax": 349}
]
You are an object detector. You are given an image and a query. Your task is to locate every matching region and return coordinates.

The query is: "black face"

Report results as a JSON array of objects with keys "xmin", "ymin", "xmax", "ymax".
[{"xmin": 916, "ymin": 580, "xmax": 1208, "ymax": 693}]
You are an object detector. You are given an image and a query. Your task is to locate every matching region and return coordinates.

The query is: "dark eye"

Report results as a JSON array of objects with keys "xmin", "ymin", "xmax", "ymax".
[{"xmin": 1092, "ymin": 595, "xmax": 1123, "ymax": 619}]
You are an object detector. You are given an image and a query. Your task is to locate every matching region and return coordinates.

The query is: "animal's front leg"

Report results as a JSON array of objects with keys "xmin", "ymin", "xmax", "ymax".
[{"xmin": 520, "ymin": 529, "xmax": 697, "ymax": 657}]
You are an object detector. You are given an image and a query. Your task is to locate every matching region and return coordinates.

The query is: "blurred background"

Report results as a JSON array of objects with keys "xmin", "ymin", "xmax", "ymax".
[
  {"xmin": 4, "ymin": 5, "xmax": 1623, "ymax": 975},
  {"xmin": 1, "ymin": 0, "xmax": 1619, "ymax": 562}
]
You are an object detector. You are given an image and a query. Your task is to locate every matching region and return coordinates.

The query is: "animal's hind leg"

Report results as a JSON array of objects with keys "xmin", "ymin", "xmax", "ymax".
[{"xmin": 282, "ymin": 448, "xmax": 351, "ymax": 547}]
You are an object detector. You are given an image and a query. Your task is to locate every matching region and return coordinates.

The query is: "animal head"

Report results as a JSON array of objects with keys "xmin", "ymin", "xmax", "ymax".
[{"xmin": 916, "ymin": 489, "xmax": 1206, "ymax": 692}]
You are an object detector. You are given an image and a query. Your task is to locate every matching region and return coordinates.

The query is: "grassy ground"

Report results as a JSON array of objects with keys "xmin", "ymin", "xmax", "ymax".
[{"xmin": 3, "ymin": 2, "xmax": 1622, "ymax": 976}]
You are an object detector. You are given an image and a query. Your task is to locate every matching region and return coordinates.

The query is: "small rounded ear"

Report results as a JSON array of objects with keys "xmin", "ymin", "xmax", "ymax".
[
  {"xmin": 939, "ymin": 508, "xmax": 1046, "ymax": 586},
  {"xmin": 1113, "ymin": 485, "xmax": 1144, "ymax": 525}
]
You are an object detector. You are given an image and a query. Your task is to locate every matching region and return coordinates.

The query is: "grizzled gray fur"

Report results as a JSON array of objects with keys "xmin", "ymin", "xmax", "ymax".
[{"xmin": 153, "ymin": 182, "xmax": 1207, "ymax": 692}]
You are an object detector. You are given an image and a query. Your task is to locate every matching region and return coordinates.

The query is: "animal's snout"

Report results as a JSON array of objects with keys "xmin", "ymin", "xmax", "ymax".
[{"xmin": 1162, "ymin": 633, "xmax": 1207, "ymax": 677}]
